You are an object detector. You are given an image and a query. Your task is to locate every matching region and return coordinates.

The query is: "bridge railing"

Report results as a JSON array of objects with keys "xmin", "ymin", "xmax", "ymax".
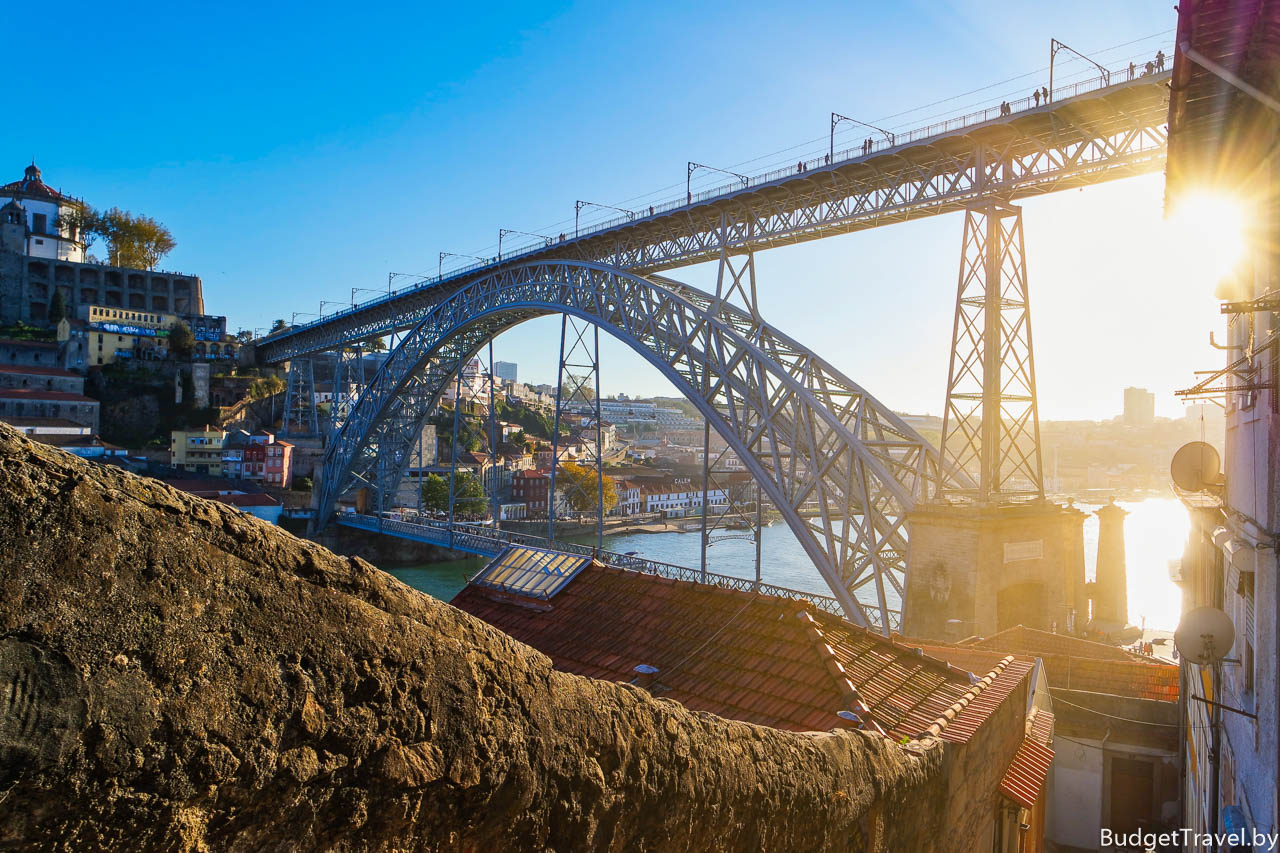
[
  {"xmin": 261, "ymin": 49, "xmax": 1171, "ymax": 350},
  {"xmin": 338, "ymin": 511, "xmax": 846, "ymax": 616}
]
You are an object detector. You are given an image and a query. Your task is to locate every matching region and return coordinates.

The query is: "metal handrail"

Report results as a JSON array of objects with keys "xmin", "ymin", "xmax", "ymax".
[
  {"xmin": 339, "ymin": 512, "xmax": 846, "ymax": 616},
  {"xmin": 261, "ymin": 50, "xmax": 1172, "ymax": 348}
]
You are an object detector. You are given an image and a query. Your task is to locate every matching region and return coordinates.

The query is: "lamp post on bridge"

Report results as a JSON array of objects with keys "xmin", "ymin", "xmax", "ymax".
[
  {"xmin": 687, "ymin": 163, "xmax": 748, "ymax": 206},
  {"xmin": 319, "ymin": 300, "xmax": 343, "ymax": 318},
  {"xmin": 575, "ymin": 200, "xmax": 634, "ymax": 238},
  {"xmin": 830, "ymin": 112, "xmax": 896, "ymax": 161},
  {"xmin": 291, "ymin": 311, "xmax": 317, "ymax": 327},
  {"xmin": 498, "ymin": 228, "xmax": 554, "ymax": 261},
  {"xmin": 1049, "ymin": 38, "xmax": 1111, "ymax": 100},
  {"xmin": 438, "ymin": 252, "xmax": 487, "ymax": 281}
]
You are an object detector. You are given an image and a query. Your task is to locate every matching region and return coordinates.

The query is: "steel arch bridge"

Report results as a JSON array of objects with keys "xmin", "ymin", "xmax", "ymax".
[{"xmin": 317, "ymin": 260, "xmax": 947, "ymax": 631}]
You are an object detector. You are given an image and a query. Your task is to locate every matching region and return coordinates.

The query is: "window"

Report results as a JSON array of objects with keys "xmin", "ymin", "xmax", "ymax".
[{"xmin": 32, "ymin": 214, "xmax": 46, "ymax": 234}]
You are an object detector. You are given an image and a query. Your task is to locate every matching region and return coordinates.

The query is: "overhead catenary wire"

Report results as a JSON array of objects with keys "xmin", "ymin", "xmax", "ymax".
[{"xmin": 431, "ymin": 29, "xmax": 1174, "ymax": 276}]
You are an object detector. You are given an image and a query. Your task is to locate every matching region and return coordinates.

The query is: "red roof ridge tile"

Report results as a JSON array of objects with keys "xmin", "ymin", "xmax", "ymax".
[
  {"xmin": 797, "ymin": 611, "xmax": 887, "ymax": 736},
  {"xmin": 916, "ymin": 655, "xmax": 1014, "ymax": 741},
  {"xmin": 1026, "ymin": 707, "xmax": 1054, "ymax": 746}
]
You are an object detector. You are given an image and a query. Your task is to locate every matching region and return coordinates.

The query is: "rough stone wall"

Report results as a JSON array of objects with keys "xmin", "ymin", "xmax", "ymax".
[
  {"xmin": 0, "ymin": 244, "xmax": 24, "ymax": 326},
  {"xmin": 0, "ymin": 424, "xmax": 945, "ymax": 851},
  {"xmin": 931, "ymin": 678, "xmax": 1031, "ymax": 851}
]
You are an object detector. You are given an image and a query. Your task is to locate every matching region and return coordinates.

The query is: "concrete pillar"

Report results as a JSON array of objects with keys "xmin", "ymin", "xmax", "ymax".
[{"xmin": 1092, "ymin": 501, "xmax": 1129, "ymax": 626}]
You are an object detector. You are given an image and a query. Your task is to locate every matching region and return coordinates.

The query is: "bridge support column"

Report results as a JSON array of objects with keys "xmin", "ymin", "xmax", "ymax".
[
  {"xmin": 904, "ymin": 201, "xmax": 1087, "ymax": 640},
  {"xmin": 938, "ymin": 200, "xmax": 1043, "ymax": 500},
  {"xmin": 282, "ymin": 358, "xmax": 319, "ymax": 437},
  {"xmin": 328, "ymin": 345, "xmax": 365, "ymax": 438},
  {"xmin": 447, "ymin": 364, "xmax": 465, "ymax": 546},
  {"xmin": 488, "ymin": 339, "xmax": 499, "ymax": 531},
  {"xmin": 547, "ymin": 315, "xmax": 603, "ymax": 549},
  {"xmin": 701, "ymin": 220, "xmax": 764, "ymax": 585}
]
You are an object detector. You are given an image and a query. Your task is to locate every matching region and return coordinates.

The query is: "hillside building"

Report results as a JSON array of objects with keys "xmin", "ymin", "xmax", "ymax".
[{"xmin": 0, "ymin": 164, "xmax": 206, "ymax": 327}]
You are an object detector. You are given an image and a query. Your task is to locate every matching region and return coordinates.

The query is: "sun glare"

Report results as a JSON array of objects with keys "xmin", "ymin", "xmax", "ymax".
[{"xmin": 1164, "ymin": 191, "xmax": 1250, "ymax": 287}]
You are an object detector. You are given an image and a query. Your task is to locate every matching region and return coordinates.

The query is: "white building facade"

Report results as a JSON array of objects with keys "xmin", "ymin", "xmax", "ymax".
[{"xmin": 0, "ymin": 164, "xmax": 87, "ymax": 262}]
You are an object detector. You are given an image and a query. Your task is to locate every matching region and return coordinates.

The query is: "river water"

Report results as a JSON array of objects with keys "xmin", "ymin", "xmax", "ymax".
[{"xmin": 384, "ymin": 497, "xmax": 1189, "ymax": 631}]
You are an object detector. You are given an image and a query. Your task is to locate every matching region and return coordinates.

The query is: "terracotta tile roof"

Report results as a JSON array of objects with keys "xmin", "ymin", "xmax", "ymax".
[
  {"xmin": 0, "ymin": 365, "xmax": 80, "ymax": 377},
  {"xmin": 922, "ymin": 658, "xmax": 1036, "ymax": 745},
  {"xmin": 1, "ymin": 165, "xmax": 73, "ymax": 202},
  {"xmin": 1039, "ymin": 657, "xmax": 1178, "ymax": 702},
  {"xmin": 999, "ymin": 737, "xmax": 1055, "ymax": 810},
  {"xmin": 0, "ymin": 389, "xmax": 96, "ymax": 403},
  {"xmin": 896, "ymin": 641, "xmax": 1029, "ymax": 678},
  {"xmin": 1028, "ymin": 708, "xmax": 1054, "ymax": 746},
  {"xmin": 908, "ymin": 627, "xmax": 1178, "ymax": 702},
  {"xmin": 0, "ymin": 416, "xmax": 87, "ymax": 429},
  {"xmin": 451, "ymin": 562, "xmax": 1003, "ymax": 736},
  {"xmin": 966, "ymin": 624, "xmax": 1148, "ymax": 662}
]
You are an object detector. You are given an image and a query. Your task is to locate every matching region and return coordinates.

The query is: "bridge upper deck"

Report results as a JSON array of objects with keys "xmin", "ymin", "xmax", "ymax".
[{"xmin": 259, "ymin": 67, "xmax": 1171, "ymax": 363}]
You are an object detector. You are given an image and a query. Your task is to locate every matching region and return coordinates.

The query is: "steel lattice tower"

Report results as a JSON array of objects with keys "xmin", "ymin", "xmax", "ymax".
[
  {"xmin": 547, "ymin": 316, "xmax": 604, "ymax": 548},
  {"xmin": 281, "ymin": 358, "xmax": 319, "ymax": 437},
  {"xmin": 328, "ymin": 345, "xmax": 366, "ymax": 437},
  {"xmin": 938, "ymin": 201, "xmax": 1044, "ymax": 501}
]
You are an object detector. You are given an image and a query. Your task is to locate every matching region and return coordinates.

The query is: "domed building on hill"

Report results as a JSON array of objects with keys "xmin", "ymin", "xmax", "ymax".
[{"xmin": 0, "ymin": 163, "xmax": 87, "ymax": 262}]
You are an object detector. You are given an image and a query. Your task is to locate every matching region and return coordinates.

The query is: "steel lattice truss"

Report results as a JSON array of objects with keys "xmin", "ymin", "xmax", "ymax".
[
  {"xmin": 258, "ymin": 77, "xmax": 1169, "ymax": 365},
  {"xmin": 939, "ymin": 203, "xmax": 1044, "ymax": 499},
  {"xmin": 281, "ymin": 357, "xmax": 319, "ymax": 437},
  {"xmin": 328, "ymin": 346, "xmax": 366, "ymax": 437},
  {"xmin": 314, "ymin": 261, "xmax": 947, "ymax": 632}
]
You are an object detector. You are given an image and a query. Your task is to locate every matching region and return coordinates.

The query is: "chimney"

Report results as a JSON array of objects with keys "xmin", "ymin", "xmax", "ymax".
[{"xmin": 633, "ymin": 664, "xmax": 659, "ymax": 690}]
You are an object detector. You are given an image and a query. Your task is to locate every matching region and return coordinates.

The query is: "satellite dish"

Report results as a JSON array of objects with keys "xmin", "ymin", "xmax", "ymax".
[
  {"xmin": 1174, "ymin": 606, "xmax": 1236, "ymax": 665},
  {"xmin": 1171, "ymin": 441, "xmax": 1224, "ymax": 492}
]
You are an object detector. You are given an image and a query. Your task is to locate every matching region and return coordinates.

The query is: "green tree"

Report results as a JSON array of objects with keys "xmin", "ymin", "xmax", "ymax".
[
  {"xmin": 48, "ymin": 290, "xmax": 67, "ymax": 326},
  {"xmin": 235, "ymin": 329, "xmax": 255, "ymax": 344},
  {"xmin": 420, "ymin": 473, "xmax": 450, "ymax": 512},
  {"xmin": 556, "ymin": 462, "xmax": 618, "ymax": 514},
  {"xmin": 248, "ymin": 376, "xmax": 286, "ymax": 400},
  {"xmin": 292, "ymin": 476, "xmax": 313, "ymax": 492},
  {"xmin": 55, "ymin": 206, "xmax": 101, "ymax": 255},
  {"xmin": 98, "ymin": 207, "xmax": 177, "ymax": 269},
  {"xmin": 453, "ymin": 471, "xmax": 489, "ymax": 517},
  {"xmin": 270, "ymin": 319, "xmax": 288, "ymax": 332},
  {"xmin": 168, "ymin": 320, "xmax": 195, "ymax": 357},
  {"xmin": 362, "ymin": 336, "xmax": 388, "ymax": 353}
]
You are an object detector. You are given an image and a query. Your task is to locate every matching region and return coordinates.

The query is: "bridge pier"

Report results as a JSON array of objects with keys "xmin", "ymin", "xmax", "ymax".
[
  {"xmin": 547, "ymin": 314, "xmax": 604, "ymax": 549},
  {"xmin": 282, "ymin": 357, "xmax": 320, "ymax": 438},
  {"xmin": 328, "ymin": 345, "xmax": 365, "ymax": 437},
  {"xmin": 701, "ymin": 224, "xmax": 764, "ymax": 586},
  {"xmin": 904, "ymin": 200, "xmax": 1086, "ymax": 639}
]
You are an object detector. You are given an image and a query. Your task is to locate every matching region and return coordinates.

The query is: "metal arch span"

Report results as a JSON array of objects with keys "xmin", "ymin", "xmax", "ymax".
[{"xmin": 316, "ymin": 260, "xmax": 948, "ymax": 633}]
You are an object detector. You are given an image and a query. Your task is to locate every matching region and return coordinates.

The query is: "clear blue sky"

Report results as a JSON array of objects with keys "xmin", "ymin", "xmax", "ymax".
[{"xmin": 7, "ymin": 0, "xmax": 1208, "ymax": 420}]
